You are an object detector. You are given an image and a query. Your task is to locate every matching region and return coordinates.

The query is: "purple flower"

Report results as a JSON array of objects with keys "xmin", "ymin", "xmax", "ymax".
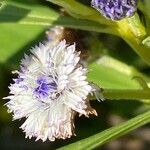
[
  {"xmin": 14, "ymin": 77, "xmax": 24, "ymax": 84},
  {"xmin": 91, "ymin": 0, "xmax": 138, "ymax": 20},
  {"xmin": 5, "ymin": 40, "xmax": 97, "ymax": 142},
  {"xmin": 34, "ymin": 76, "xmax": 57, "ymax": 99}
]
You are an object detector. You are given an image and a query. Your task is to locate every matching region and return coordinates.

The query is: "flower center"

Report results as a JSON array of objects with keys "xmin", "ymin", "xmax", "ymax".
[{"xmin": 34, "ymin": 76, "xmax": 57, "ymax": 99}]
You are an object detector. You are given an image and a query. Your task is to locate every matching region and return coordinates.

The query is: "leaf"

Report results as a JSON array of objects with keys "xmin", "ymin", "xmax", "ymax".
[
  {"xmin": 138, "ymin": 0, "xmax": 150, "ymax": 19},
  {"xmin": 47, "ymin": 0, "xmax": 112, "ymax": 25},
  {"xmin": 0, "ymin": 23, "xmax": 45, "ymax": 64},
  {"xmin": 0, "ymin": 0, "xmax": 114, "ymax": 34},
  {"xmin": 87, "ymin": 56, "xmax": 150, "ymax": 100},
  {"xmin": 58, "ymin": 110, "xmax": 150, "ymax": 150},
  {"xmin": 0, "ymin": 0, "xmax": 113, "ymax": 65},
  {"xmin": 87, "ymin": 56, "xmax": 148, "ymax": 89}
]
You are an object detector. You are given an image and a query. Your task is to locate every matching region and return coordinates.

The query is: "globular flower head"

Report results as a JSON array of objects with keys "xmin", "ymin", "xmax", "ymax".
[
  {"xmin": 91, "ymin": 0, "xmax": 138, "ymax": 20},
  {"xmin": 5, "ymin": 39, "xmax": 97, "ymax": 141}
]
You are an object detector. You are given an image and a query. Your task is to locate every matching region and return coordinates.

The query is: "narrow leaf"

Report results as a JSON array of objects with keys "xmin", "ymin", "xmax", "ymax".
[
  {"xmin": 58, "ymin": 110, "xmax": 150, "ymax": 150},
  {"xmin": 87, "ymin": 56, "xmax": 144, "ymax": 89}
]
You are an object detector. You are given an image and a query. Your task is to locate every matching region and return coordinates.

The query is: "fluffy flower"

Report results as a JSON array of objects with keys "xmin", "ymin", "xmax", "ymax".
[
  {"xmin": 5, "ymin": 39, "xmax": 97, "ymax": 141},
  {"xmin": 91, "ymin": 0, "xmax": 138, "ymax": 20}
]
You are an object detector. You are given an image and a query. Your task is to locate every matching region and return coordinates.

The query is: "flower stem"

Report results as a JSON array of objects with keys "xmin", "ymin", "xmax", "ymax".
[
  {"xmin": 116, "ymin": 14, "xmax": 150, "ymax": 65},
  {"xmin": 103, "ymin": 89, "xmax": 150, "ymax": 100}
]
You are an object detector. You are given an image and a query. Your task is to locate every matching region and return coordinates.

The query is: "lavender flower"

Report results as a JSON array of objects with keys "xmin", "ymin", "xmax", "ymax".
[
  {"xmin": 5, "ymin": 38, "xmax": 97, "ymax": 141},
  {"xmin": 91, "ymin": 0, "xmax": 138, "ymax": 20}
]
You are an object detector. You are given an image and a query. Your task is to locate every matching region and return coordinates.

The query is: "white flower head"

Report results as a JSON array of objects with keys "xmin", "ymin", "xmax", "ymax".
[
  {"xmin": 5, "ymin": 39, "xmax": 97, "ymax": 141},
  {"xmin": 46, "ymin": 26, "xmax": 64, "ymax": 43}
]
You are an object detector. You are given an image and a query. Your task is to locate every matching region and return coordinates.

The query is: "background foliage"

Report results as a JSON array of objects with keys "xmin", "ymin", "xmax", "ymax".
[{"xmin": 0, "ymin": 0, "xmax": 150, "ymax": 149}]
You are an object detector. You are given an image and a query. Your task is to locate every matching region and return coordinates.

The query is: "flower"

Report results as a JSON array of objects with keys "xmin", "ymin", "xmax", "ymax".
[
  {"xmin": 91, "ymin": 0, "xmax": 138, "ymax": 20},
  {"xmin": 5, "ymin": 39, "xmax": 97, "ymax": 141}
]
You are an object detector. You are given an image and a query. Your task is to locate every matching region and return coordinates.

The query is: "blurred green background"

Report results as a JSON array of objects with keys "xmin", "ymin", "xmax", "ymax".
[{"xmin": 0, "ymin": 0, "xmax": 150, "ymax": 149}]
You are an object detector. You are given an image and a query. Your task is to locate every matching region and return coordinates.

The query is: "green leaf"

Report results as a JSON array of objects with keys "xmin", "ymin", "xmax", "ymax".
[
  {"xmin": 87, "ymin": 56, "xmax": 148, "ymax": 89},
  {"xmin": 58, "ymin": 110, "xmax": 150, "ymax": 150},
  {"xmin": 0, "ymin": 0, "xmax": 114, "ymax": 34},
  {"xmin": 138, "ymin": 0, "xmax": 150, "ymax": 19},
  {"xmin": 0, "ymin": 23, "xmax": 45, "ymax": 64},
  {"xmin": 0, "ymin": 0, "xmax": 113, "ymax": 65},
  {"xmin": 87, "ymin": 56, "xmax": 150, "ymax": 100},
  {"xmin": 47, "ymin": 0, "xmax": 112, "ymax": 25}
]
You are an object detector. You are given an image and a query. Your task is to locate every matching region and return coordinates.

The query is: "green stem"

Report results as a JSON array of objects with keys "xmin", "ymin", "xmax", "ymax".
[
  {"xmin": 103, "ymin": 89, "xmax": 150, "ymax": 100},
  {"xmin": 116, "ymin": 14, "xmax": 150, "ymax": 65}
]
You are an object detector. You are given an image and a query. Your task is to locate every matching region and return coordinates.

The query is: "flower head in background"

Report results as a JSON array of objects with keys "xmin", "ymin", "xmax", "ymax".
[
  {"xmin": 46, "ymin": 26, "xmax": 64, "ymax": 43},
  {"xmin": 5, "ymin": 39, "xmax": 97, "ymax": 141},
  {"xmin": 91, "ymin": 0, "xmax": 138, "ymax": 20}
]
